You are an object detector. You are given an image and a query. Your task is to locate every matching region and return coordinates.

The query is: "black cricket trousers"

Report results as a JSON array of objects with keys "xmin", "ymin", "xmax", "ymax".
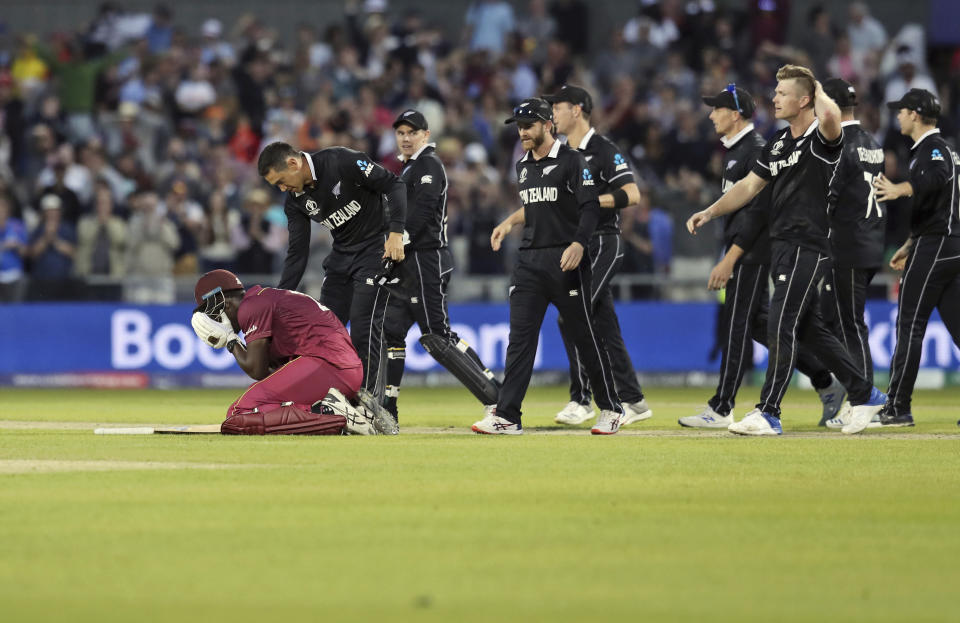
[{"xmin": 498, "ymin": 247, "xmax": 622, "ymax": 424}]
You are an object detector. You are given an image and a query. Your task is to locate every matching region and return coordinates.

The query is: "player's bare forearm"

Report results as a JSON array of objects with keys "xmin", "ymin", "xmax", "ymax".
[
  {"xmin": 504, "ymin": 207, "xmax": 525, "ymax": 226},
  {"xmin": 490, "ymin": 208, "xmax": 524, "ymax": 252},
  {"xmin": 598, "ymin": 183, "xmax": 640, "ymax": 209},
  {"xmin": 687, "ymin": 173, "xmax": 765, "ymax": 233},
  {"xmin": 232, "ymin": 339, "xmax": 270, "ymax": 381},
  {"xmin": 814, "ymin": 81, "xmax": 842, "ymax": 141}
]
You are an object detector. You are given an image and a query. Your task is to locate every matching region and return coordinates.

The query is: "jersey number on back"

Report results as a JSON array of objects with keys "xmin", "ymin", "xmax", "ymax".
[{"xmin": 863, "ymin": 172, "xmax": 882, "ymax": 219}]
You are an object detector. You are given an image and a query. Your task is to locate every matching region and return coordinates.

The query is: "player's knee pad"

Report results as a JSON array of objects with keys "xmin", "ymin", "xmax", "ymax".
[
  {"xmin": 222, "ymin": 405, "xmax": 346, "ymax": 435},
  {"xmin": 419, "ymin": 333, "xmax": 500, "ymax": 405}
]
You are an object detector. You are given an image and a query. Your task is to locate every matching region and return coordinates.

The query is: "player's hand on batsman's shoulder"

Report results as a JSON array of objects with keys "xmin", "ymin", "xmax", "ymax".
[
  {"xmin": 560, "ymin": 242, "xmax": 584, "ymax": 271},
  {"xmin": 191, "ymin": 311, "xmax": 237, "ymax": 349},
  {"xmin": 687, "ymin": 209, "xmax": 712, "ymax": 234},
  {"xmin": 383, "ymin": 232, "xmax": 405, "ymax": 262},
  {"xmin": 490, "ymin": 222, "xmax": 513, "ymax": 251}
]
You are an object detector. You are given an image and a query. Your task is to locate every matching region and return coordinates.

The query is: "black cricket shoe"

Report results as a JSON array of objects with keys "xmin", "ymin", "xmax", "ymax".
[{"xmin": 878, "ymin": 411, "xmax": 914, "ymax": 427}]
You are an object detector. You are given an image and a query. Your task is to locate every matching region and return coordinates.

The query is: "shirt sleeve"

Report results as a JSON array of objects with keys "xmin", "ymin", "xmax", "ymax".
[
  {"xmin": 277, "ymin": 198, "xmax": 311, "ymax": 291},
  {"xmin": 812, "ymin": 125, "xmax": 844, "ymax": 161},
  {"xmin": 339, "ymin": 148, "xmax": 407, "ymax": 234},
  {"xmin": 405, "ymin": 158, "xmax": 444, "ymax": 242},
  {"xmin": 570, "ymin": 152, "xmax": 600, "ymax": 246},
  {"xmin": 238, "ymin": 296, "xmax": 273, "ymax": 344},
  {"xmin": 910, "ymin": 145, "xmax": 951, "ymax": 200},
  {"xmin": 751, "ymin": 139, "xmax": 774, "ymax": 181},
  {"xmin": 600, "ymin": 143, "xmax": 635, "ymax": 191}
]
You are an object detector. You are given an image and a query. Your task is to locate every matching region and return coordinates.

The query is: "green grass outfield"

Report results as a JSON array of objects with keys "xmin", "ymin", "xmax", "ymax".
[{"xmin": 1, "ymin": 385, "xmax": 959, "ymax": 623}]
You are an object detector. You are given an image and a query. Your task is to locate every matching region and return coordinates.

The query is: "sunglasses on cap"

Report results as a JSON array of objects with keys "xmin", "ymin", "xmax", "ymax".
[{"xmin": 726, "ymin": 83, "xmax": 741, "ymax": 113}]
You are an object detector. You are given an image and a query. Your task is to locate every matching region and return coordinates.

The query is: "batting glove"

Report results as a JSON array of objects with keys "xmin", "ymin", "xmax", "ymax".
[{"xmin": 191, "ymin": 311, "xmax": 237, "ymax": 349}]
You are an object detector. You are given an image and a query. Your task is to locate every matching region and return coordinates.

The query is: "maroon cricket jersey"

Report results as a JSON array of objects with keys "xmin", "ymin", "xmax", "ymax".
[{"xmin": 238, "ymin": 286, "xmax": 361, "ymax": 369}]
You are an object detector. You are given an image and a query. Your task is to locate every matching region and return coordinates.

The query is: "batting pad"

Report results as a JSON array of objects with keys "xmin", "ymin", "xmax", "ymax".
[{"xmin": 94, "ymin": 425, "xmax": 222, "ymax": 435}]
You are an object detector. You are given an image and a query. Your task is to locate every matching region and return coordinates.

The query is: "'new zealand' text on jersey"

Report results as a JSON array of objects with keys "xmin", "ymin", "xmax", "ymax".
[
  {"xmin": 575, "ymin": 128, "xmax": 635, "ymax": 235},
  {"xmin": 906, "ymin": 129, "xmax": 960, "ymax": 238},
  {"xmin": 398, "ymin": 143, "xmax": 448, "ymax": 249},
  {"xmin": 279, "ymin": 148, "xmax": 406, "ymax": 290},
  {"xmin": 720, "ymin": 124, "xmax": 771, "ymax": 265},
  {"xmin": 752, "ymin": 119, "xmax": 843, "ymax": 255},
  {"xmin": 516, "ymin": 139, "xmax": 600, "ymax": 248},
  {"xmin": 826, "ymin": 120, "xmax": 886, "ymax": 267}
]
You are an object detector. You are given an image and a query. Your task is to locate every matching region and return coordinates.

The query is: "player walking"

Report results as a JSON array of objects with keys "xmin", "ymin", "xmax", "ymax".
[
  {"xmin": 681, "ymin": 85, "xmax": 845, "ymax": 428},
  {"xmin": 382, "ymin": 109, "xmax": 500, "ymax": 420},
  {"xmin": 687, "ymin": 65, "xmax": 886, "ymax": 435},
  {"xmin": 818, "ymin": 78, "xmax": 887, "ymax": 429},
  {"xmin": 471, "ymin": 97, "xmax": 624, "ymax": 435},
  {"xmin": 190, "ymin": 269, "xmax": 394, "ymax": 435},
  {"xmin": 863, "ymin": 89, "xmax": 960, "ymax": 431},
  {"xmin": 257, "ymin": 142, "xmax": 406, "ymax": 410},
  {"xmin": 544, "ymin": 85, "xmax": 652, "ymax": 427}
]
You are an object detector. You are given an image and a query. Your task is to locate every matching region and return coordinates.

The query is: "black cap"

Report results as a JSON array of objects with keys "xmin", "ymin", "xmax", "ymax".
[
  {"xmin": 504, "ymin": 97, "xmax": 553, "ymax": 125},
  {"xmin": 542, "ymin": 85, "xmax": 593, "ymax": 115},
  {"xmin": 822, "ymin": 78, "xmax": 857, "ymax": 108},
  {"xmin": 393, "ymin": 109, "xmax": 428, "ymax": 131},
  {"xmin": 701, "ymin": 85, "xmax": 755, "ymax": 118},
  {"xmin": 886, "ymin": 88, "xmax": 941, "ymax": 119}
]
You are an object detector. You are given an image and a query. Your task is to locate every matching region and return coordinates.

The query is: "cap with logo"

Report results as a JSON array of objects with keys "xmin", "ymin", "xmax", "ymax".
[
  {"xmin": 701, "ymin": 84, "xmax": 755, "ymax": 118},
  {"xmin": 543, "ymin": 85, "xmax": 593, "ymax": 115},
  {"xmin": 822, "ymin": 78, "xmax": 858, "ymax": 108},
  {"xmin": 504, "ymin": 97, "xmax": 553, "ymax": 125},
  {"xmin": 886, "ymin": 88, "xmax": 941, "ymax": 119},
  {"xmin": 392, "ymin": 109, "xmax": 428, "ymax": 131}
]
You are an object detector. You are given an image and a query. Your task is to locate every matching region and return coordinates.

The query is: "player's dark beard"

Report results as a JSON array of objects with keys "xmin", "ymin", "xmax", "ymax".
[{"xmin": 529, "ymin": 129, "xmax": 545, "ymax": 149}]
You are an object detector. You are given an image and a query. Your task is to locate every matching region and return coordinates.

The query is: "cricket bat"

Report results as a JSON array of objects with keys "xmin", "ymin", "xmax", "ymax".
[{"xmin": 94, "ymin": 425, "xmax": 222, "ymax": 435}]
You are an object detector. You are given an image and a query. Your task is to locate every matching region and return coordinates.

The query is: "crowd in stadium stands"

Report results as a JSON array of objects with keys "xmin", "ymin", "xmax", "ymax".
[{"xmin": 0, "ymin": 0, "xmax": 957, "ymax": 302}]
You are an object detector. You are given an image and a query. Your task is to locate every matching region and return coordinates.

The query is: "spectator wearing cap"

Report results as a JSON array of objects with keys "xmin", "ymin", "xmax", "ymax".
[
  {"xmin": 0, "ymin": 193, "xmax": 28, "ymax": 302},
  {"xmin": 27, "ymin": 193, "xmax": 77, "ymax": 299},
  {"xmin": 870, "ymin": 88, "xmax": 960, "ymax": 429}
]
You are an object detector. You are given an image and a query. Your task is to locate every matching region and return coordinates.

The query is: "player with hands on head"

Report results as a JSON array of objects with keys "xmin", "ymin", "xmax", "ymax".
[
  {"xmin": 191, "ymin": 269, "xmax": 395, "ymax": 436},
  {"xmin": 681, "ymin": 84, "xmax": 843, "ymax": 429},
  {"xmin": 688, "ymin": 65, "xmax": 886, "ymax": 435},
  {"xmin": 381, "ymin": 109, "xmax": 501, "ymax": 421},
  {"xmin": 543, "ymin": 85, "xmax": 652, "ymax": 428},
  {"xmin": 862, "ymin": 89, "xmax": 960, "ymax": 430},
  {"xmin": 257, "ymin": 141, "xmax": 406, "ymax": 414},
  {"xmin": 473, "ymin": 98, "xmax": 624, "ymax": 435}
]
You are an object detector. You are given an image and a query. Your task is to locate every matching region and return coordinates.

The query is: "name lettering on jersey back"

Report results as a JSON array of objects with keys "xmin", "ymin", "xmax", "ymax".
[
  {"xmin": 519, "ymin": 187, "xmax": 559, "ymax": 204},
  {"xmin": 856, "ymin": 147, "xmax": 884, "ymax": 164},
  {"xmin": 320, "ymin": 200, "xmax": 362, "ymax": 229},
  {"xmin": 769, "ymin": 150, "xmax": 801, "ymax": 176}
]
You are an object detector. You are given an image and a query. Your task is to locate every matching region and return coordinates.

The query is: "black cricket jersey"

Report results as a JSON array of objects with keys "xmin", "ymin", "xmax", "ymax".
[
  {"xmin": 827, "ymin": 121, "xmax": 886, "ymax": 268},
  {"xmin": 398, "ymin": 143, "xmax": 448, "ymax": 249},
  {"xmin": 906, "ymin": 129, "xmax": 960, "ymax": 238},
  {"xmin": 719, "ymin": 124, "xmax": 771, "ymax": 265},
  {"xmin": 752, "ymin": 119, "xmax": 844, "ymax": 255},
  {"xmin": 278, "ymin": 148, "xmax": 406, "ymax": 290},
  {"xmin": 574, "ymin": 128, "xmax": 635, "ymax": 235},
  {"xmin": 516, "ymin": 138, "xmax": 600, "ymax": 249}
]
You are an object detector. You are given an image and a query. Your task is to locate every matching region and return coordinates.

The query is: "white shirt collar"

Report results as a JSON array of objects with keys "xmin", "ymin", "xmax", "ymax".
[
  {"xmin": 577, "ymin": 127, "xmax": 596, "ymax": 150},
  {"xmin": 802, "ymin": 118, "xmax": 819, "ymax": 137},
  {"xmin": 302, "ymin": 151, "xmax": 317, "ymax": 181},
  {"xmin": 720, "ymin": 123, "xmax": 755, "ymax": 149},
  {"xmin": 911, "ymin": 128, "xmax": 941, "ymax": 150},
  {"xmin": 841, "ymin": 120, "xmax": 861, "ymax": 127},
  {"xmin": 408, "ymin": 142, "xmax": 435, "ymax": 161},
  {"xmin": 522, "ymin": 136, "xmax": 563, "ymax": 161}
]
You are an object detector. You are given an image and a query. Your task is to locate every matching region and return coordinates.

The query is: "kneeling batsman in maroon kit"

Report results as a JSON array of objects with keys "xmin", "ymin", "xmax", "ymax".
[{"xmin": 191, "ymin": 269, "xmax": 398, "ymax": 435}]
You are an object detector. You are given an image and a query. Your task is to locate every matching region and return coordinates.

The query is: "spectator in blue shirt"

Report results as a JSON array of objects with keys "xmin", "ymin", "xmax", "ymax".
[
  {"xmin": 465, "ymin": 0, "xmax": 515, "ymax": 57},
  {"xmin": 0, "ymin": 194, "xmax": 28, "ymax": 302},
  {"xmin": 27, "ymin": 193, "xmax": 77, "ymax": 299}
]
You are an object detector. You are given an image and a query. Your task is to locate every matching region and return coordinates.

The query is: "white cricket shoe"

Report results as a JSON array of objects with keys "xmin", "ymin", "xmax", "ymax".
[
  {"xmin": 591, "ymin": 409, "xmax": 624, "ymax": 435},
  {"xmin": 357, "ymin": 388, "xmax": 399, "ymax": 435},
  {"xmin": 825, "ymin": 402, "xmax": 881, "ymax": 430},
  {"xmin": 842, "ymin": 388, "xmax": 887, "ymax": 435},
  {"xmin": 728, "ymin": 408, "xmax": 782, "ymax": 436},
  {"xmin": 679, "ymin": 406, "xmax": 733, "ymax": 429},
  {"xmin": 315, "ymin": 388, "xmax": 378, "ymax": 436},
  {"xmin": 816, "ymin": 374, "xmax": 847, "ymax": 426},
  {"xmin": 472, "ymin": 410, "xmax": 523, "ymax": 435},
  {"xmin": 555, "ymin": 401, "xmax": 595, "ymax": 425},
  {"xmin": 621, "ymin": 399, "xmax": 653, "ymax": 425}
]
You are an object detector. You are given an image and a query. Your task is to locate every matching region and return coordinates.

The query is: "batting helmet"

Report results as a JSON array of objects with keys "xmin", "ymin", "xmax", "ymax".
[{"xmin": 194, "ymin": 269, "xmax": 244, "ymax": 318}]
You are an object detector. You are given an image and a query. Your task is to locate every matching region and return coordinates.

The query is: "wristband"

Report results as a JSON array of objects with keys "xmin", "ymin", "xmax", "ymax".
[
  {"xmin": 227, "ymin": 339, "xmax": 239, "ymax": 353},
  {"xmin": 611, "ymin": 188, "xmax": 629, "ymax": 209}
]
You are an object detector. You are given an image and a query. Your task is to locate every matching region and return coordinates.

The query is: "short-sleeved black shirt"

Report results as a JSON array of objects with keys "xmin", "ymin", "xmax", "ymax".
[
  {"xmin": 515, "ymin": 138, "xmax": 600, "ymax": 249},
  {"xmin": 826, "ymin": 121, "xmax": 886, "ymax": 268},
  {"xmin": 752, "ymin": 119, "xmax": 844, "ymax": 255},
  {"xmin": 574, "ymin": 128, "xmax": 635, "ymax": 235}
]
